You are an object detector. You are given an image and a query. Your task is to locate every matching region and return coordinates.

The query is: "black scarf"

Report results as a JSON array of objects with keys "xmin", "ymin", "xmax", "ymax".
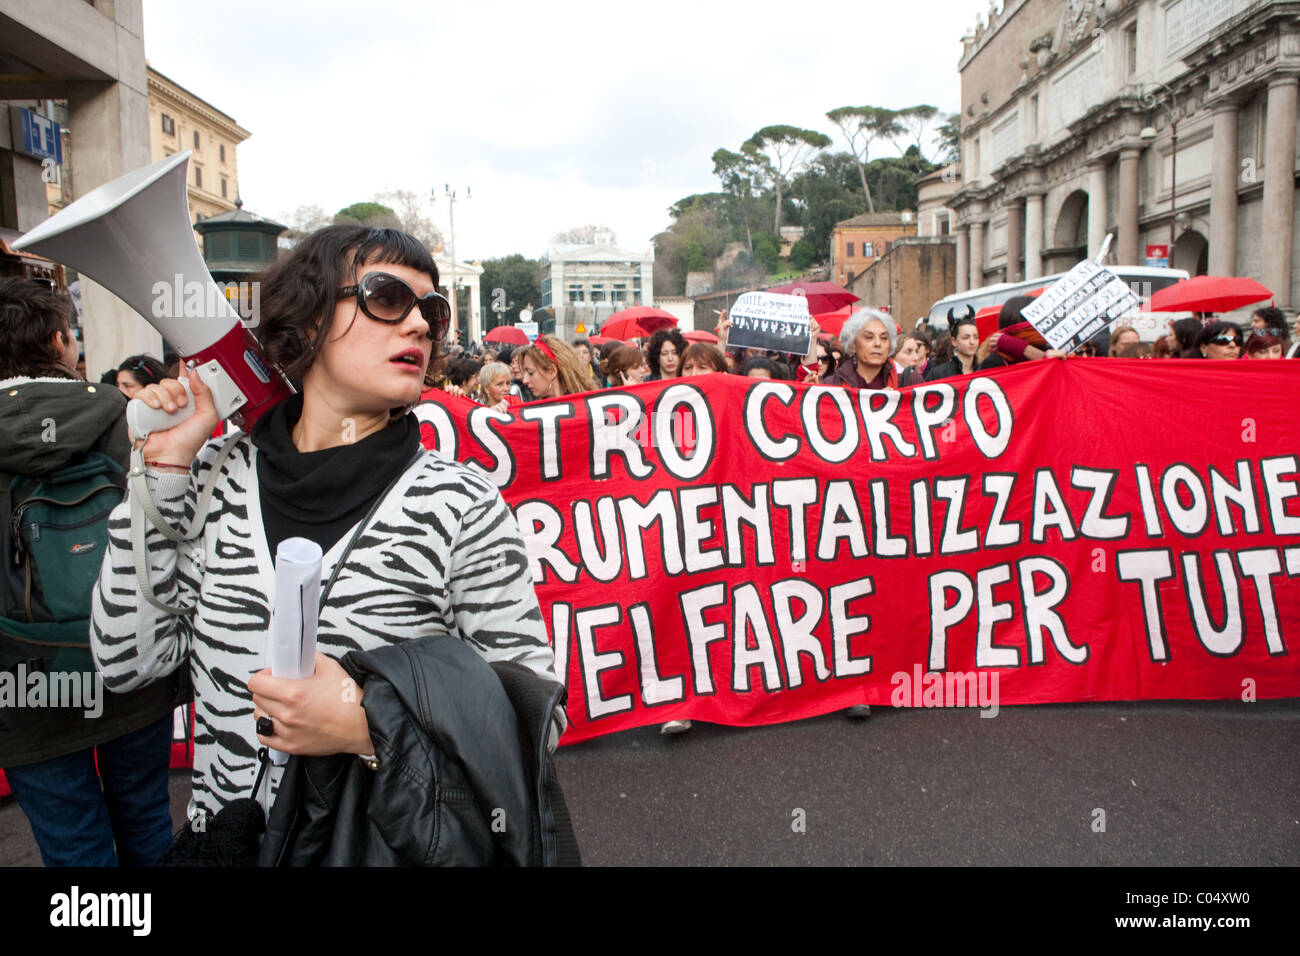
[{"xmin": 250, "ymin": 395, "xmax": 420, "ymax": 555}]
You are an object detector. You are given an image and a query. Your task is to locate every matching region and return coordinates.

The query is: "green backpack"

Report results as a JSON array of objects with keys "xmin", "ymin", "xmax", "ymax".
[{"xmin": 0, "ymin": 453, "xmax": 126, "ymax": 677}]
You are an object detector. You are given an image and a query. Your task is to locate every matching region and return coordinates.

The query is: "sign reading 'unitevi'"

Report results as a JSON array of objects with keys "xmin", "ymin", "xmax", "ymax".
[
  {"xmin": 726, "ymin": 291, "xmax": 813, "ymax": 356},
  {"xmin": 416, "ymin": 362, "xmax": 1300, "ymax": 743}
]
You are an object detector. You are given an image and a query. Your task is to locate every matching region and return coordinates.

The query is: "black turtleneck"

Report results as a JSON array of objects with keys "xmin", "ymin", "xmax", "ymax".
[{"xmin": 249, "ymin": 394, "xmax": 420, "ymax": 556}]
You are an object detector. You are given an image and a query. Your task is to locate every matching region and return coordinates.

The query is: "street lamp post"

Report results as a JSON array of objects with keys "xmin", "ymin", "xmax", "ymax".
[
  {"xmin": 436, "ymin": 184, "xmax": 471, "ymax": 344},
  {"xmin": 1139, "ymin": 82, "xmax": 1178, "ymax": 267}
]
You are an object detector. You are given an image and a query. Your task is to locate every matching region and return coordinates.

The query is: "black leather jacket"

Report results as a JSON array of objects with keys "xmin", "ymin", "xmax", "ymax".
[{"xmin": 259, "ymin": 634, "xmax": 579, "ymax": 866}]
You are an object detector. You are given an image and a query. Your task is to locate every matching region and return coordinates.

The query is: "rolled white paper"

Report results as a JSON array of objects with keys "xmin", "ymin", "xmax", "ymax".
[{"xmin": 266, "ymin": 536, "xmax": 322, "ymax": 765}]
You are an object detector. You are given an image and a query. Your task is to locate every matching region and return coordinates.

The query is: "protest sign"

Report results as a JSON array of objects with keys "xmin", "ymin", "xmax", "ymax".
[
  {"xmin": 416, "ymin": 363, "xmax": 1300, "ymax": 743},
  {"xmin": 1021, "ymin": 260, "xmax": 1139, "ymax": 352},
  {"xmin": 727, "ymin": 291, "xmax": 813, "ymax": 355}
]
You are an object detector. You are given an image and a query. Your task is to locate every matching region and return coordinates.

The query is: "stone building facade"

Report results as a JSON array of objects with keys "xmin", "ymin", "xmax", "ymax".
[
  {"xmin": 948, "ymin": 0, "xmax": 1300, "ymax": 310},
  {"xmin": 147, "ymin": 66, "xmax": 250, "ymax": 230},
  {"xmin": 0, "ymin": 0, "xmax": 160, "ymax": 373},
  {"xmin": 539, "ymin": 241, "xmax": 654, "ymax": 338},
  {"xmin": 848, "ymin": 238, "xmax": 959, "ymax": 327},
  {"xmin": 829, "ymin": 211, "xmax": 918, "ymax": 287}
]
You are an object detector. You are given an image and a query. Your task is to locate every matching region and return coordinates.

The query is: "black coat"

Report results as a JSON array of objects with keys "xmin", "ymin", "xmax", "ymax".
[
  {"xmin": 258, "ymin": 635, "xmax": 580, "ymax": 867},
  {"xmin": 923, "ymin": 357, "xmax": 978, "ymax": 381}
]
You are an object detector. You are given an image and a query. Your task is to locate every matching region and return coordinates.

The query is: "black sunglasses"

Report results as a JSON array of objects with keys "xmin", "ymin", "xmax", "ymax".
[
  {"xmin": 337, "ymin": 272, "xmax": 450, "ymax": 342},
  {"xmin": 1209, "ymin": 335, "xmax": 1242, "ymax": 347}
]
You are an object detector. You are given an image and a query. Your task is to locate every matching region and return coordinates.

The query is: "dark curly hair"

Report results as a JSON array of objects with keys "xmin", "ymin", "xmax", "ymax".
[
  {"xmin": 255, "ymin": 226, "xmax": 440, "ymax": 390},
  {"xmin": 645, "ymin": 328, "xmax": 687, "ymax": 379},
  {"xmin": 117, "ymin": 354, "xmax": 166, "ymax": 387},
  {"xmin": 0, "ymin": 278, "xmax": 79, "ymax": 380}
]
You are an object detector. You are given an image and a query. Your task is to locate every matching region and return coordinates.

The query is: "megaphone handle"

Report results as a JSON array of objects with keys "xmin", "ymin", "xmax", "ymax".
[{"xmin": 126, "ymin": 377, "xmax": 196, "ymax": 440}]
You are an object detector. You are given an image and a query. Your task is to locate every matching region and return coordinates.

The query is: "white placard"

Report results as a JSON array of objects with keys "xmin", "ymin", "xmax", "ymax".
[
  {"xmin": 727, "ymin": 292, "xmax": 813, "ymax": 356},
  {"xmin": 1020, "ymin": 260, "xmax": 1140, "ymax": 352}
]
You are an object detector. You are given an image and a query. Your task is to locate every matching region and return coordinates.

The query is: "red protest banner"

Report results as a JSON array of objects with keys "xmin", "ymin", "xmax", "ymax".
[{"xmin": 416, "ymin": 361, "xmax": 1300, "ymax": 744}]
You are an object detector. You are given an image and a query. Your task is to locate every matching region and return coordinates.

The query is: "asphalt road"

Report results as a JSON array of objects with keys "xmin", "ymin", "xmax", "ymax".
[{"xmin": 2, "ymin": 698, "xmax": 1297, "ymax": 867}]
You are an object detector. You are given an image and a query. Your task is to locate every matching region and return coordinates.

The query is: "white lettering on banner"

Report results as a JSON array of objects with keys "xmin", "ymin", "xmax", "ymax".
[
  {"xmin": 419, "ymin": 378, "xmax": 1015, "ymax": 485},
  {"xmin": 516, "ymin": 458, "xmax": 1298, "ymax": 593}
]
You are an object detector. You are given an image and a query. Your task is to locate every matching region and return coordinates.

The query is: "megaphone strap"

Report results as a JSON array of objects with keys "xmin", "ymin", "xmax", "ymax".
[{"xmin": 129, "ymin": 432, "xmax": 243, "ymax": 616}]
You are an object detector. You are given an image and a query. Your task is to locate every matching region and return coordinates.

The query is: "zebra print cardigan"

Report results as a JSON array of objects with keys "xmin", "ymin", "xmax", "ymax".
[{"xmin": 90, "ymin": 432, "xmax": 559, "ymax": 818}]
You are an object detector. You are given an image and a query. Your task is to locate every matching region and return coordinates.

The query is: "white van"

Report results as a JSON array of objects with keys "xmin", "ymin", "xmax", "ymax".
[{"xmin": 924, "ymin": 265, "xmax": 1190, "ymax": 341}]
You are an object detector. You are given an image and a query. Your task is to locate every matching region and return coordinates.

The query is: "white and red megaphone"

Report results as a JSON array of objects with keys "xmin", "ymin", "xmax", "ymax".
[{"xmin": 13, "ymin": 151, "xmax": 293, "ymax": 434}]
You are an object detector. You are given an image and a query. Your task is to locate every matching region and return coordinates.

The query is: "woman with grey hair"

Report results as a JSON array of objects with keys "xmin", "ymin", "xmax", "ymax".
[
  {"xmin": 824, "ymin": 308, "xmax": 922, "ymax": 389},
  {"xmin": 477, "ymin": 360, "xmax": 520, "ymax": 411}
]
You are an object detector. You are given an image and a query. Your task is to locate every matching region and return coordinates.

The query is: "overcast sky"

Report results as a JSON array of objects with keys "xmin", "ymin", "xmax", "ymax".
[{"xmin": 142, "ymin": 0, "xmax": 988, "ymax": 261}]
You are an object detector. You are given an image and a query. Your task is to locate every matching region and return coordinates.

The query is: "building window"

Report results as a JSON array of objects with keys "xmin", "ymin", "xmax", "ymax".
[
  {"xmin": 193, "ymin": 130, "xmax": 201, "ymax": 149},
  {"xmin": 847, "ymin": 242, "xmax": 855, "ymax": 257},
  {"xmin": 220, "ymin": 178, "xmax": 228, "ymax": 198},
  {"xmin": 1125, "ymin": 24, "xmax": 1138, "ymax": 76},
  {"xmin": 1030, "ymin": 94, "xmax": 1039, "ymax": 136},
  {"xmin": 219, "ymin": 144, "xmax": 226, "ymax": 163},
  {"xmin": 161, "ymin": 113, "xmax": 175, "ymax": 136},
  {"xmin": 194, "ymin": 166, "xmax": 202, "ymax": 189},
  {"xmin": 862, "ymin": 242, "xmax": 874, "ymax": 257}
]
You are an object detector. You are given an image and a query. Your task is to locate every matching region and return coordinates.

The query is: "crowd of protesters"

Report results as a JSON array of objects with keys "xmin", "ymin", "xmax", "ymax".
[
  {"xmin": 409, "ymin": 301, "xmax": 1299, "ymax": 412},
  {"xmin": 4, "ymin": 250, "xmax": 1299, "ymax": 863}
]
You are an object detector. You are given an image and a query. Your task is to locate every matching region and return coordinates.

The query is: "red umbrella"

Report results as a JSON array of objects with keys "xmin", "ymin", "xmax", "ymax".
[
  {"xmin": 602, "ymin": 306, "xmax": 677, "ymax": 338},
  {"xmin": 811, "ymin": 305, "xmax": 854, "ymax": 337},
  {"xmin": 484, "ymin": 325, "xmax": 530, "ymax": 346},
  {"xmin": 599, "ymin": 317, "xmax": 651, "ymax": 341},
  {"xmin": 1147, "ymin": 275, "xmax": 1272, "ymax": 313},
  {"xmin": 587, "ymin": 334, "xmax": 611, "ymax": 346},
  {"xmin": 682, "ymin": 329, "xmax": 719, "ymax": 344},
  {"xmin": 766, "ymin": 281, "xmax": 859, "ymax": 315}
]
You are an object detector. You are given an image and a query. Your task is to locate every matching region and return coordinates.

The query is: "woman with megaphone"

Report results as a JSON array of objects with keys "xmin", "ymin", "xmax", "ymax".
[{"xmin": 89, "ymin": 226, "xmax": 563, "ymax": 847}]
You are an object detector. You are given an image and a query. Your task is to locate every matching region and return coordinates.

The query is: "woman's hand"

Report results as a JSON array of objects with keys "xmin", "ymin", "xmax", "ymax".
[
  {"xmin": 802, "ymin": 316, "xmax": 821, "ymax": 366},
  {"xmin": 714, "ymin": 311, "xmax": 731, "ymax": 341},
  {"xmin": 134, "ymin": 367, "xmax": 220, "ymax": 470},
  {"xmin": 249, "ymin": 651, "xmax": 373, "ymax": 757},
  {"xmin": 976, "ymin": 334, "xmax": 997, "ymax": 364},
  {"xmin": 491, "ymin": 399, "xmax": 510, "ymax": 413},
  {"xmin": 444, "ymin": 383, "xmax": 466, "ymax": 398}
]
